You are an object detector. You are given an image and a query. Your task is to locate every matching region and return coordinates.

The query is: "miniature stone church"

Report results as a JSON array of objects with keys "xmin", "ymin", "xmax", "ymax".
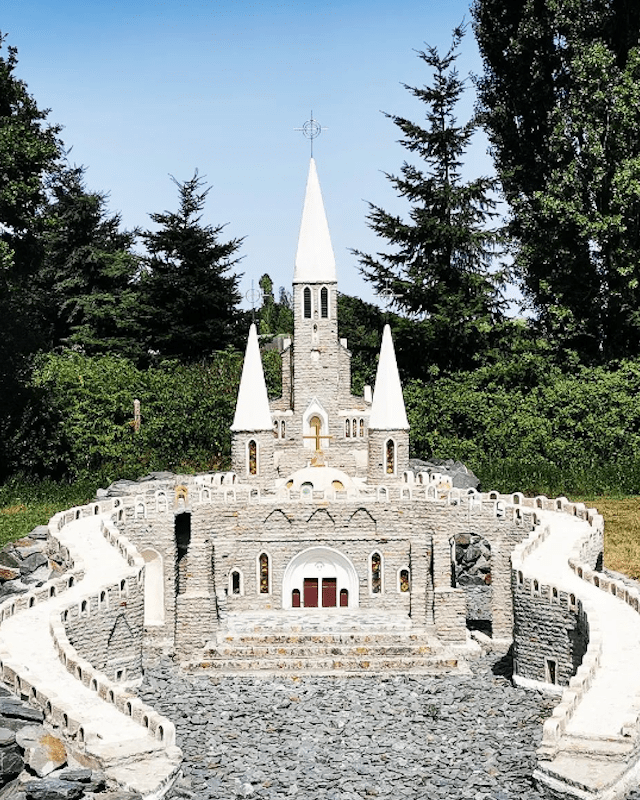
[{"xmin": 110, "ymin": 158, "xmax": 535, "ymax": 663}]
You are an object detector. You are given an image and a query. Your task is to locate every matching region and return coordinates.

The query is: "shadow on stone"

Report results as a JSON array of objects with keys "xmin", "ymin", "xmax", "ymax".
[{"xmin": 491, "ymin": 645, "xmax": 514, "ymax": 679}]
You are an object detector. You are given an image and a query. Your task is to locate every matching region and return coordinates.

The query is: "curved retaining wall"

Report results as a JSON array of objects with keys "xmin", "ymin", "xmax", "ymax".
[{"xmin": 0, "ymin": 500, "xmax": 182, "ymax": 798}]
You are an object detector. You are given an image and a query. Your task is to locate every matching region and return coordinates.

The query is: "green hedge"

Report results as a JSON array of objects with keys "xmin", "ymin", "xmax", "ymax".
[{"xmin": 8, "ymin": 349, "xmax": 640, "ymax": 496}]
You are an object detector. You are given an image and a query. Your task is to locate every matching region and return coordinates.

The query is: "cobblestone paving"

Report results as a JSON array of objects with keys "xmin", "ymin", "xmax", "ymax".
[{"xmin": 139, "ymin": 651, "xmax": 569, "ymax": 800}]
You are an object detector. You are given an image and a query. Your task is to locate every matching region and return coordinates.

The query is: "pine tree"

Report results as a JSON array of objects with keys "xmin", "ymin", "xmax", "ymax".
[
  {"xmin": 353, "ymin": 27, "xmax": 504, "ymax": 373},
  {"xmin": 138, "ymin": 172, "xmax": 243, "ymax": 361},
  {"xmin": 472, "ymin": 0, "xmax": 640, "ymax": 362},
  {"xmin": 35, "ymin": 166, "xmax": 141, "ymax": 357}
]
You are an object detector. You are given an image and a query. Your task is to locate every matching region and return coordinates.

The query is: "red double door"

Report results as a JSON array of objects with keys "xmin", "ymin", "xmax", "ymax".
[
  {"xmin": 301, "ymin": 578, "xmax": 348, "ymax": 607},
  {"xmin": 304, "ymin": 577, "xmax": 335, "ymax": 607}
]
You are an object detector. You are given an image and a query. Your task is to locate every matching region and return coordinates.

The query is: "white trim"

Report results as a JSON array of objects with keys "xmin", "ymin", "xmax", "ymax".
[
  {"xmin": 282, "ymin": 546, "xmax": 359, "ymax": 610},
  {"xmin": 229, "ymin": 568, "xmax": 244, "ymax": 596},
  {"xmin": 141, "ymin": 548, "xmax": 165, "ymax": 625}
]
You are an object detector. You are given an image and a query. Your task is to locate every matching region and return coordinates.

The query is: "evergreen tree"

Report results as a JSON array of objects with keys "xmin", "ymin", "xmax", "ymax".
[
  {"xmin": 472, "ymin": 0, "xmax": 640, "ymax": 362},
  {"xmin": 35, "ymin": 166, "xmax": 141, "ymax": 358},
  {"xmin": 257, "ymin": 273, "xmax": 294, "ymax": 336},
  {"xmin": 138, "ymin": 172, "xmax": 243, "ymax": 361},
  {"xmin": 353, "ymin": 27, "xmax": 504, "ymax": 373}
]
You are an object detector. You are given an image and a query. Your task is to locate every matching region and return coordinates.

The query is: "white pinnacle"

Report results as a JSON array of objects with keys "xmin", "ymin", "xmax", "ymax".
[
  {"xmin": 369, "ymin": 325, "xmax": 410, "ymax": 430},
  {"xmin": 231, "ymin": 324, "xmax": 273, "ymax": 431},
  {"xmin": 293, "ymin": 158, "xmax": 337, "ymax": 284}
]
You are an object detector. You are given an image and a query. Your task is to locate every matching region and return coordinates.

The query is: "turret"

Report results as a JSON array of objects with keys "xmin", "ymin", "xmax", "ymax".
[
  {"xmin": 367, "ymin": 325, "xmax": 410, "ymax": 483},
  {"xmin": 231, "ymin": 324, "xmax": 276, "ymax": 485}
]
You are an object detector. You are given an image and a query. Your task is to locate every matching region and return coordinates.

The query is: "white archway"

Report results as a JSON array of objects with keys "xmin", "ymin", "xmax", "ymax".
[
  {"xmin": 141, "ymin": 548, "xmax": 164, "ymax": 625},
  {"xmin": 282, "ymin": 546, "xmax": 359, "ymax": 610}
]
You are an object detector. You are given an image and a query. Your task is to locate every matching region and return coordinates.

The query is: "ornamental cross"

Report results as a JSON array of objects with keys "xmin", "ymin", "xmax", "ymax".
[
  {"xmin": 294, "ymin": 111, "xmax": 327, "ymax": 158},
  {"xmin": 375, "ymin": 280, "xmax": 402, "ymax": 311}
]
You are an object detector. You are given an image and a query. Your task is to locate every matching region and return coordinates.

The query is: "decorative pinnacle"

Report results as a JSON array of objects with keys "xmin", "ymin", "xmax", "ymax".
[{"xmin": 294, "ymin": 111, "xmax": 327, "ymax": 158}]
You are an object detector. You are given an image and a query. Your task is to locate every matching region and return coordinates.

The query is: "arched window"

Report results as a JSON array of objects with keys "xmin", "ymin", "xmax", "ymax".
[
  {"xmin": 259, "ymin": 553, "xmax": 269, "ymax": 593},
  {"xmin": 273, "ymin": 420, "xmax": 279, "ymax": 438},
  {"xmin": 340, "ymin": 588, "xmax": 349, "ymax": 607},
  {"xmin": 386, "ymin": 439, "xmax": 396, "ymax": 474},
  {"xmin": 309, "ymin": 415, "xmax": 322, "ymax": 451},
  {"xmin": 399, "ymin": 569, "xmax": 410, "ymax": 592},
  {"xmin": 345, "ymin": 419, "xmax": 350, "ymax": 438},
  {"xmin": 292, "ymin": 589, "xmax": 301, "ymax": 608},
  {"xmin": 304, "ymin": 287, "xmax": 312, "ymax": 318},
  {"xmin": 359, "ymin": 418, "xmax": 364, "ymax": 437},
  {"xmin": 352, "ymin": 419, "xmax": 357, "ymax": 437},
  {"xmin": 231, "ymin": 570, "xmax": 241, "ymax": 595},
  {"xmin": 320, "ymin": 287, "xmax": 328, "ymax": 318},
  {"xmin": 371, "ymin": 552, "xmax": 382, "ymax": 594},
  {"xmin": 248, "ymin": 439, "xmax": 257, "ymax": 475},
  {"xmin": 280, "ymin": 420, "xmax": 286, "ymax": 439}
]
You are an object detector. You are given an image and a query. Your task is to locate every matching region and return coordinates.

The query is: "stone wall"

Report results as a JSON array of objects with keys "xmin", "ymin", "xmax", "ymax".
[
  {"xmin": 512, "ymin": 575, "xmax": 589, "ymax": 686},
  {"xmin": 63, "ymin": 572, "xmax": 144, "ymax": 682}
]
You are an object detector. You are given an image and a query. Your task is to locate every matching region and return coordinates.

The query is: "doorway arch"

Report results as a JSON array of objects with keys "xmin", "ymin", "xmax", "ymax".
[{"xmin": 282, "ymin": 546, "xmax": 359, "ymax": 610}]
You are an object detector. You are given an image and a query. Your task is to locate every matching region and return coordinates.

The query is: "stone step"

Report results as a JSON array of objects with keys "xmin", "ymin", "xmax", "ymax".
[
  {"xmin": 217, "ymin": 631, "xmax": 437, "ymax": 646},
  {"xmin": 190, "ymin": 653, "xmax": 463, "ymax": 675},
  {"xmin": 207, "ymin": 642, "xmax": 437, "ymax": 659}
]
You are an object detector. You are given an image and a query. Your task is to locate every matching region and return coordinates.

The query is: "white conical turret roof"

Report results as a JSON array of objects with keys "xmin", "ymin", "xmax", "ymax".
[
  {"xmin": 293, "ymin": 158, "xmax": 337, "ymax": 284},
  {"xmin": 231, "ymin": 324, "xmax": 273, "ymax": 431},
  {"xmin": 369, "ymin": 325, "xmax": 409, "ymax": 430}
]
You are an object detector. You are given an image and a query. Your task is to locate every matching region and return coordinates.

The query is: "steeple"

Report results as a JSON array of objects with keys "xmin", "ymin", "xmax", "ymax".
[
  {"xmin": 293, "ymin": 158, "xmax": 337, "ymax": 284},
  {"xmin": 231, "ymin": 324, "xmax": 273, "ymax": 431},
  {"xmin": 369, "ymin": 325, "xmax": 409, "ymax": 430}
]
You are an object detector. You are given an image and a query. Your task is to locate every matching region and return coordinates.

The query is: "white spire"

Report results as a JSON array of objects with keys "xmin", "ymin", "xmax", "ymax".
[
  {"xmin": 369, "ymin": 325, "xmax": 409, "ymax": 430},
  {"xmin": 293, "ymin": 158, "xmax": 337, "ymax": 283},
  {"xmin": 231, "ymin": 324, "xmax": 273, "ymax": 431}
]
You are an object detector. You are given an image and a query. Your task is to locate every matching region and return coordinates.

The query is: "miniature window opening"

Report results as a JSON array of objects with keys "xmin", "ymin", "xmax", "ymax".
[
  {"xmin": 386, "ymin": 439, "xmax": 395, "ymax": 474},
  {"xmin": 175, "ymin": 512, "xmax": 191, "ymax": 596},
  {"xmin": 345, "ymin": 419, "xmax": 350, "ymax": 438},
  {"xmin": 351, "ymin": 419, "xmax": 356, "ymax": 437},
  {"xmin": 400, "ymin": 569, "xmax": 410, "ymax": 592},
  {"xmin": 545, "ymin": 658, "xmax": 557, "ymax": 685},
  {"xmin": 371, "ymin": 552, "xmax": 382, "ymax": 594},
  {"xmin": 259, "ymin": 553, "xmax": 269, "ymax": 593},
  {"xmin": 533, "ymin": 579, "xmax": 539, "ymax": 594},
  {"xmin": 292, "ymin": 588, "xmax": 301, "ymax": 608},
  {"xmin": 248, "ymin": 439, "xmax": 257, "ymax": 476},
  {"xmin": 309, "ymin": 415, "xmax": 323, "ymax": 451},
  {"xmin": 231, "ymin": 570, "xmax": 241, "ymax": 595},
  {"xmin": 517, "ymin": 571, "xmax": 523, "ymax": 585},
  {"xmin": 273, "ymin": 420, "xmax": 279, "ymax": 438},
  {"xmin": 340, "ymin": 588, "xmax": 349, "ymax": 607},
  {"xmin": 320, "ymin": 287, "xmax": 328, "ymax": 318},
  {"xmin": 359, "ymin": 418, "xmax": 364, "ymax": 437},
  {"xmin": 280, "ymin": 420, "xmax": 286, "ymax": 438},
  {"xmin": 552, "ymin": 587, "xmax": 559, "ymax": 602},
  {"xmin": 569, "ymin": 593, "xmax": 577, "ymax": 609},
  {"xmin": 304, "ymin": 287, "xmax": 312, "ymax": 318}
]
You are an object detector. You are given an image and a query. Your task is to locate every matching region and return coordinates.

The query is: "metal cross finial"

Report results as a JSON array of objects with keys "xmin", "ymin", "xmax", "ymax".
[
  {"xmin": 245, "ymin": 280, "xmax": 265, "ymax": 323},
  {"xmin": 375, "ymin": 279, "xmax": 402, "ymax": 311},
  {"xmin": 294, "ymin": 111, "xmax": 327, "ymax": 158}
]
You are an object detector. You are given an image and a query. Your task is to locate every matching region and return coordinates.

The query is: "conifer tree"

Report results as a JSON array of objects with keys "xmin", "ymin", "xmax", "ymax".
[
  {"xmin": 35, "ymin": 166, "xmax": 141, "ymax": 358},
  {"xmin": 353, "ymin": 27, "xmax": 504, "ymax": 373},
  {"xmin": 138, "ymin": 172, "xmax": 243, "ymax": 361}
]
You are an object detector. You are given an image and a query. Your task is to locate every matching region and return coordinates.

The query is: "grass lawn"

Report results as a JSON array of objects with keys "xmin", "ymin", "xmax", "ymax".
[
  {"xmin": 579, "ymin": 496, "xmax": 640, "ymax": 579},
  {"xmin": 0, "ymin": 478, "xmax": 101, "ymax": 548}
]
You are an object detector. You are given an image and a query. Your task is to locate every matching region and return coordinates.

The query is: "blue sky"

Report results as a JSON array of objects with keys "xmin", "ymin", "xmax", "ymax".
[{"xmin": 3, "ymin": 0, "xmax": 492, "ymax": 306}]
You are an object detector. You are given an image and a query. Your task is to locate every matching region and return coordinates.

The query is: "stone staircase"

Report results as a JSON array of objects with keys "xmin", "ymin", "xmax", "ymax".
[{"xmin": 195, "ymin": 628, "xmax": 469, "ymax": 675}]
